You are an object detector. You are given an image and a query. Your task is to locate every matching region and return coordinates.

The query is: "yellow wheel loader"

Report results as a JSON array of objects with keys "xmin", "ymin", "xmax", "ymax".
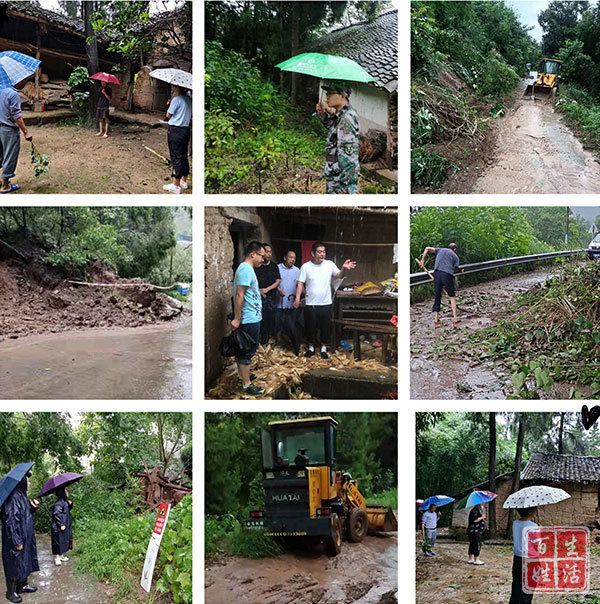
[
  {"xmin": 524, "ymin": 58, "xmax": 561, "ymax": 100},
  {"xmin": 243, "ymin": 416, "xmax": 397, "ymax": 556}
]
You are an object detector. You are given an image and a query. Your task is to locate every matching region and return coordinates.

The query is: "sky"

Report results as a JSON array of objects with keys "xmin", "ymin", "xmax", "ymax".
[
  {"xmin": 506, "ymin": 1, "xmax": 550, "ymax": 42},
  {"xmin": 38, "ymin": 0, "xmax": 181, "ymax": 16}
]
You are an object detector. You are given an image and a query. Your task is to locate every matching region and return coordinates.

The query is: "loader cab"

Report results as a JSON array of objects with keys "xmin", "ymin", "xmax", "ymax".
[
  {"xmin": 538, "ymin": 58, "xmax": 560, "ymax": 75},
  {"xmin": 261, "ymin": 416, "xmax": 337, "ymax": 472}
]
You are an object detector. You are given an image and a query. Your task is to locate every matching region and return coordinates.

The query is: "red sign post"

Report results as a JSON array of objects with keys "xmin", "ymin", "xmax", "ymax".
[{"xmin": 522, "ymin": 527, "xmax": 589, "ymax": 594}]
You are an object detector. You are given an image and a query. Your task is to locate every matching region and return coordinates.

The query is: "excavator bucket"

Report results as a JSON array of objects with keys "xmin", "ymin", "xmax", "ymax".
[
  {"xmin": 523, "ymin": 85, "xmax": 553, "ymax": 100},
  {"xmin": 366, "ymin": 505, "xmax": 397, "ymax": 532}
]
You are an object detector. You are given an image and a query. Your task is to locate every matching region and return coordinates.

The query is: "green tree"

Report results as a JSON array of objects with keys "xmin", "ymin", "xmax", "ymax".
[
  {"xmin": 539, "ymin": 1, "xmax": 589, "ymax": 57},
  {"xmin": 557, "ymin": 39, "xmax": 594, "ymax": 88}
]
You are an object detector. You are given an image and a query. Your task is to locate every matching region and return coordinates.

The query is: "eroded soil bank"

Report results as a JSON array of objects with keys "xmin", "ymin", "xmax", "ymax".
[
  {"xmin": 206, "ymin": 532, "xmax": 398, "ymax": 604},
  {"xmin": 410, "ymin": 266, "xmax": 583, "ymax": 399},
  {"xmin": 416, "ymin": 537, "xmax": 600, "ymax": 603}
]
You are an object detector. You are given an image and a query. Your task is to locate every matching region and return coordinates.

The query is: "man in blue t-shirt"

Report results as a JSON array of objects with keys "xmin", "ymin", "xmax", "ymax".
[
  {"xmin": 231, "ymin": 241, "xmax": 266, "ymax": 395},
  {"xmin": 418, "ymin": 243, "xmax": 460, "ymax": 326}
]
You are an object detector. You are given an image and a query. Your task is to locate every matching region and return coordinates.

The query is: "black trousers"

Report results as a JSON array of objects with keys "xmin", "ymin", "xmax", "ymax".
[
  {"xmin": 468, "ymin": 531, "xmax": 482, "ymax": 557},
  {"xmin": 509, "ymin": 555, "xmax": 533, "ymax": 604},
  {"xmin": 432, "ymin": 269, "xmax": 456, "ymax": 312},
  {"xmin": 167, "ymin": 125, "xmax": 190, "ymax": 179},
  {"xmin": 260, "ymin": 296, "xmax": 277, "ymax": 345},
  {"xmin": 304, "ymin": 304, "xmax": 332, "ymax": 346}
]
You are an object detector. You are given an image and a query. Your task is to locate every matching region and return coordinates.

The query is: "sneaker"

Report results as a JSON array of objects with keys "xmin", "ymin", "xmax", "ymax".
[
  {"xmin": 55, "ymin": 559, "xmax": 61, "ymax": 566},
  {"xmin": 430, "ymin": 552, "xmax": 437, "ymax": 556},
  {"xmin": 163, "ymin": 183, "xmax": 181, "ymax": 194},
  {"xmin": 425, "ymin": 553, "xmax": 433, "ymax": 557},
  {"xmin": 241, "ymin": 383, "xmax": 265, "ymax": 396},
  {"xmin": 60, "ymin": 556, "xmax": 69, "ymax": 562},
  {"xmin": 236, "ymin": 374, "xmax": 257, "ymax": 387},
  {"xmin": 320, "ymin": 351, "xmax": 329, "ymax": 359},
  {"xmin": 180, "ymin": 181, "xmax": 189, "ymax": 190},
  {"xmin": 304, "ymin": 349, "xmax": 315, "ymax": 358},
  {"xmin": 467, "ymin": 560, "xmax": 474, "ymax": 564},
  {"xmin": 473, "ymin": 560, "xmax": 485, "ymax": 565}
]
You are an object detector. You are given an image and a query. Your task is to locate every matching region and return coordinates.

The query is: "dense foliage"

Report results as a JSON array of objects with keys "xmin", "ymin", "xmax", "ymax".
[
  {"xmin": 0, "ymin": 207, "xmax": 188, "ymax": 285},
  {"xmin": 411, "ymin": 1, "xmax": 540, "ymax": 188},
  {"xmin": 416, "ymin": 412, "xmax": 600, "ymax": 527},
  {"xmin": 205, "ymin": 413, "xmax": 397, "ymax": 557}
]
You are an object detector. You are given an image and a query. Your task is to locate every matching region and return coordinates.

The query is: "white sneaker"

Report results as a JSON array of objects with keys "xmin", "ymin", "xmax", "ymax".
[
  {"xmin": 473, "ymin": 560, "xmax": 485, "ymax": 565},
  {"xmin": 55, "ymin": 559, "xmax": 61, "ymax": 566},
  {"xmin": 467, "ymin": 560, "xmax": 474, "ymax": 564},
  {"xmin": 163, "ymin": 184, "xmax": 181, "ymax": 194},
  {"xmin": 60, "ymin": 556, "xmax": 69, "ymax": 562},
  {"xmin": 180, "ymin": 181, "xmax": 188, "ymax": 190}
]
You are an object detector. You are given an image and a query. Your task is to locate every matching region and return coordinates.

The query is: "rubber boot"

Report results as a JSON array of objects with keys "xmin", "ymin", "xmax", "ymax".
[
  {"xmin": 16, "ymin": 579, "xmax": 36, "ymax": 594},
  {"xmin": 5, "ymin": 580, "xmax": 22, "ymax": 603}
]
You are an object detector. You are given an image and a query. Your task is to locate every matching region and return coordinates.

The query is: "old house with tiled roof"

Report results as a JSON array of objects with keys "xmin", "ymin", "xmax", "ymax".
[
  {"xmin": 304, "ymin": 9, "xmax": 397, "ymax": 172},
  {"xmin": 450, "ymin": 453, "xmax": 600, "ymax": 535}
]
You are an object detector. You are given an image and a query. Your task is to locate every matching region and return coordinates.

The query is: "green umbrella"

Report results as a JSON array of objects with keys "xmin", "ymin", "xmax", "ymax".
[{"xmin": 275, "ymin": 52, "xmax": 375, "ymax": 83}]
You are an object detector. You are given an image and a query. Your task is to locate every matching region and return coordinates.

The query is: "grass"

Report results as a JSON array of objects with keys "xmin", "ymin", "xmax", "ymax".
[
  {"xmin": 555, "ymin": 85, "xmax": 600, "ymax": 149},
  {"xmin": 366, "ymin": 487, "xmax": 398, "ymax": 509}
]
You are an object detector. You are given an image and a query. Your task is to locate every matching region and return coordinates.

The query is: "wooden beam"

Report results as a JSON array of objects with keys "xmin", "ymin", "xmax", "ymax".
[{"xmin": 271, "ymin": 237, "xmax": 395, "ymax": 247}]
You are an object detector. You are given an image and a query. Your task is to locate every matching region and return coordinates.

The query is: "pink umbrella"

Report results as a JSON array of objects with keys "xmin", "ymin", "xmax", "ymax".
[{"xmin": 90, "ymin": 72, "xmax": 121, "ymax": 85}]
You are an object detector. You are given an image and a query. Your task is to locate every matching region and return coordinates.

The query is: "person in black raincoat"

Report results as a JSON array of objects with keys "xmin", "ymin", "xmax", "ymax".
[
  {"xmin": 51, "ymin": 487, "xmax": 72, "ymax": 566},
  {"xmin": 1, "ymin": 473, "xmax": 39, "ymax": 603}
]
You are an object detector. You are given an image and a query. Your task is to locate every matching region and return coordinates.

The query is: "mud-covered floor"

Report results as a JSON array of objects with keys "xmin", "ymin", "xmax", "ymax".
[
  {"xmin": 0, "ymin": 533, "xmax": 110, "ymax": 604},
  {"xmin": 410, "ymin": 265, "xmax": 592, "ymax": 400},
  {"xmin": 6, "ymin": 121, "xmax": 192, "ymax": 195},
  {"xmin": 206, "ymin": 531, "xmax": 398, "ymax": 604},
  {"xmin": 416, "ymin": 537, "xmax": 599, "ymax": 603}
]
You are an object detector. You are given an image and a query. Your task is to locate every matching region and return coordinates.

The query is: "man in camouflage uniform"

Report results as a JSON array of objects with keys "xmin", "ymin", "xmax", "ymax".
[{"xmin": 316, "ymin": 81, "xmax": 360, "ymax": 194}]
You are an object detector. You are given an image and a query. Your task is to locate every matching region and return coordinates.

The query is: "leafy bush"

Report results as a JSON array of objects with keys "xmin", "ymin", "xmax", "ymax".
[
  {"xmin": 205, "ymin": 108, "xmax": 237, "ymax": 149},
  {"xmin": 411, "ymin": 107, "xmax": 442, "ymax": 145},
  {"xmin": 67, "ymin": 65, "xmax": 90, "ymax": 89},
  {"xmin": 411, "ymin": 147, "xmax": 453, "ymax": 188},
  {"xmin": 478, "ymin": 56, "xmax": 519, "ymax": 99},
  {"xmin": 557, "ymin": 40, "xmax": 594, "ymax": 88}
]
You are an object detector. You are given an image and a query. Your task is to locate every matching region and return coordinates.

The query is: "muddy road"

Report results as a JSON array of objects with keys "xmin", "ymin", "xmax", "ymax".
[
  {"xmin": 416, "ymin": 537, "xmax": 600, "ymax": 603},
  {"xmin": 470, "ymin": 80, "xmax": 600, "ymax": 194},
  {"xmin": 410, "ymin": 266, "xmax": 585, "ymax": 400},
  {"xmin": 0, "ymin": 317, "xmax": 192, "ymax": 399},
  {"xmin": 205, "ymin": 532, "xmax": 397, "ymax": 604},
  {"xmin": 0, "ymin": 533, "xmax": 109, "ymax": 604}
]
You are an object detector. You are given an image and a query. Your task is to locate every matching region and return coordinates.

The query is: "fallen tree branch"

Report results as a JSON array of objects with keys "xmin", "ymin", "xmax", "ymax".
[
  {"xmin": 144, "ymin": 145, "xmax": 171, "ymax": 164},
  {"xmin": 67, "ymin": 280, "xmax": 177, "ymax": 290}
]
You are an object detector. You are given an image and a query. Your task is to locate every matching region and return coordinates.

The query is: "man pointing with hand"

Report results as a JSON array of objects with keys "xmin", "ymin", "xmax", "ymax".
[{"xmin": 294, "ymin": 241, "xmax": 356, "ymax": 359}]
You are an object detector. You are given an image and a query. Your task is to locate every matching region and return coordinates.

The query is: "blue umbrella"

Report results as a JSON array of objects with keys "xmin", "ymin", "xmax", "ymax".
[
  {"xmin": 419, "ymin": 495, "xmax": 454, "ymax": 511},
  {"xmin": 0, "ymin": 51, "xmax": 41, "ymax": 89},
  {"xmin": 0, "ymin": 462, "xmax": 34, "ymax": 508},
  {"xmin": 456, "ymin": 490, "xmax": 498, "ymax": 509}
]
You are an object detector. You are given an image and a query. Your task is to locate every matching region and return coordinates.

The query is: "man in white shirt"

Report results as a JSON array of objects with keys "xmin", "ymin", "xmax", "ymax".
[
  {"xmin": 421, "ymin": 503, "xmax": 441, "ymax": 557},
  {"xmin": 293, "ymin": 241, "xmax": 356, "ymax": 359}
]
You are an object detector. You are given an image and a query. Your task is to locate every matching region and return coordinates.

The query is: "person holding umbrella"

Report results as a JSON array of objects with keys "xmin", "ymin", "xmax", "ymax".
[
  {"xmin": 0, "ymin": 462, "xmax": 40, "ymax": 603},
  {"xmin": 504, "ymin": 485, "xmax": 571, "ymax": 604},
  {"xmin": 0, "ymin": 51, "xmax": 40, "ymax": 194},
  {"xmin": 38, "ymin": 472, "xmax": 82, "ymax": 568},
  {"xmin": 150, "ymin": 68, "xmax": 192, "ymax": 194},
  {"xmin": 420, "ymin": 503, "xmax": 441, "ymax": 556},
  {"xmin": 456, "ymin": 489, "xmax": 497, "ymax": 565},
  {"xmin": 90, "ymin": 73, "xmax": 120, "ymax": 138}
]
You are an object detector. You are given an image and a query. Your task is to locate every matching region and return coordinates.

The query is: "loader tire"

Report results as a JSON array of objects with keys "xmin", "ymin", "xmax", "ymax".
[
  {"xmin": 347, "ymin": 508, "xmax": 369, "ymax": 543},
  {"xmin": 326, "ymin": 513, "xmax": 342, "ymax": 556}
]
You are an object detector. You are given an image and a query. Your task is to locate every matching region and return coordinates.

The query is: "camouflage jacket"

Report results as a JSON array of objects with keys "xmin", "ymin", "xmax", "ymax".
[{"xmin": 317, "ymin": 103, "xmax": 360, "ymax": 192}]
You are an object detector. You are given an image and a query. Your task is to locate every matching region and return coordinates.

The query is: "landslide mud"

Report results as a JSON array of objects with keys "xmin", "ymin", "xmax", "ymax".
[
  {"xmin": 205, "ymin": 532, "xmax": 397, "ymax": 604},
  {"xmin": 471, "ymin": 82, "xmax": 600, "ymax": 194},
  {"xmin": 410, "ymin": 267, "xmax": 568, "ymax": 399},
  {"xmin": 0, "ymin": 533, "xmax": 109, "ymax": 604},
  {"xmin": 0, "ymin": 317, "xmax": 192, "ymax": 399}
]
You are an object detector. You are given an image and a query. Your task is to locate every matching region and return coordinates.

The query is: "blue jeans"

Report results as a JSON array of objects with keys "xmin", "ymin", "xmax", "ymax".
[
  {"xmin": 425, "ymin": 528, "xmax": 437, "ymax": 547},
  {"xmin": 0, "ymin": 125, "xmax": 20, "ymax": 180},
  {"xmin": 235, "ymin": 322, "xmax": 260, "ymax": 365}
]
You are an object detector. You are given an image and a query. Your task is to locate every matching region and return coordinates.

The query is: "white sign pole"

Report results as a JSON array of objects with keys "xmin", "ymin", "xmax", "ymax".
[{"xmin": 141, "ymin": 503, "xmax": 171, "ymax": 593}]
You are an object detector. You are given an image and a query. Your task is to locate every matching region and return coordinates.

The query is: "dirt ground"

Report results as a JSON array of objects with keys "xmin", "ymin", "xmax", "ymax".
[
  {"xmin": 410, "ymin": 265, "xmax": 591, "ymax": 400},
  {"xmin": 416, "ymin": 537, "xmax": 600, "ymax": 603},
  {"xmin": 206, "ymin": 532, "xmax": 398, "ymax": 604},
  {"xmin": 423, "ymin": 78, "xmax": 600, "ymax": 195},
  {"xmin": 0, "ymin": 257, "xmax": 185, "ymax": 343},
  {"xmin": 7, "ymin": 120, "xmax": 192, "ymax": 194}
]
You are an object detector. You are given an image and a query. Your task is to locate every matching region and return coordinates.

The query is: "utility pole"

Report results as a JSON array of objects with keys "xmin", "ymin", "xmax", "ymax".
[{"xmin": 565, "ymin": 206, "xmax": 569, "ymax": 246}]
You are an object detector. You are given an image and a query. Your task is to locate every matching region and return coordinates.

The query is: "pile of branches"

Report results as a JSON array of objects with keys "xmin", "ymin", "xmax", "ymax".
[{"xmin": 411, "ymin": 82, "xmax": 482, "ymax": 145}]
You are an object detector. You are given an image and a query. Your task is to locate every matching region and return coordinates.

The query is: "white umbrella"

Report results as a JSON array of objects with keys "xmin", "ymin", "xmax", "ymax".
[
  {"xmin": 149, "ymin": 68, "xmax": 192, "ymax": 90},
  {"xmin": 503, "ymin": 485, "xmax": 570, "ymax": 508}
]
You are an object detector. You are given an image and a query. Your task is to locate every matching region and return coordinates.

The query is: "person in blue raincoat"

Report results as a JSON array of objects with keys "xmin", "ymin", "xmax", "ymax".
[
  {"xmin": 51, "ymin": 487, "xmax": 72, "ymax": 566},
  {"xmin": 1, "ymin": 472, "xmax": 39, "ymax": 603}
]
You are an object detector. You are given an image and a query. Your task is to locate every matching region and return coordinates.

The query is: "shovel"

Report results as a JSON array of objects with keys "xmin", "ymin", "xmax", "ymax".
[{"xmin": 415, "ymin": 258, "xmax": 434, "ymax": 281}]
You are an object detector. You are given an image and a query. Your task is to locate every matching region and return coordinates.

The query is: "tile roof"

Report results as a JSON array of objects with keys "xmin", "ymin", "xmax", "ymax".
[
  {"xmin": 522, "ymin": 452, "xmax": 600, "ymax": 484},
  {"xmin": 305, "ymin": 9, "xmax": 397, "ymax": 92},
  {"xmin": 3, "ymin": 1, "xmax": 84, "ymax": 33}
]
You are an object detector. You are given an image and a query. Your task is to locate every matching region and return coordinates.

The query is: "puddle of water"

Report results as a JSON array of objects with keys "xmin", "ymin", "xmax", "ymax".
[
  {"xmin": 0, "ymin": 533, "xmax": 110, "ymax": 604},
  {"xmin": 0, "ymin": 318, "xmax": 192, "ymax": 399}
]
